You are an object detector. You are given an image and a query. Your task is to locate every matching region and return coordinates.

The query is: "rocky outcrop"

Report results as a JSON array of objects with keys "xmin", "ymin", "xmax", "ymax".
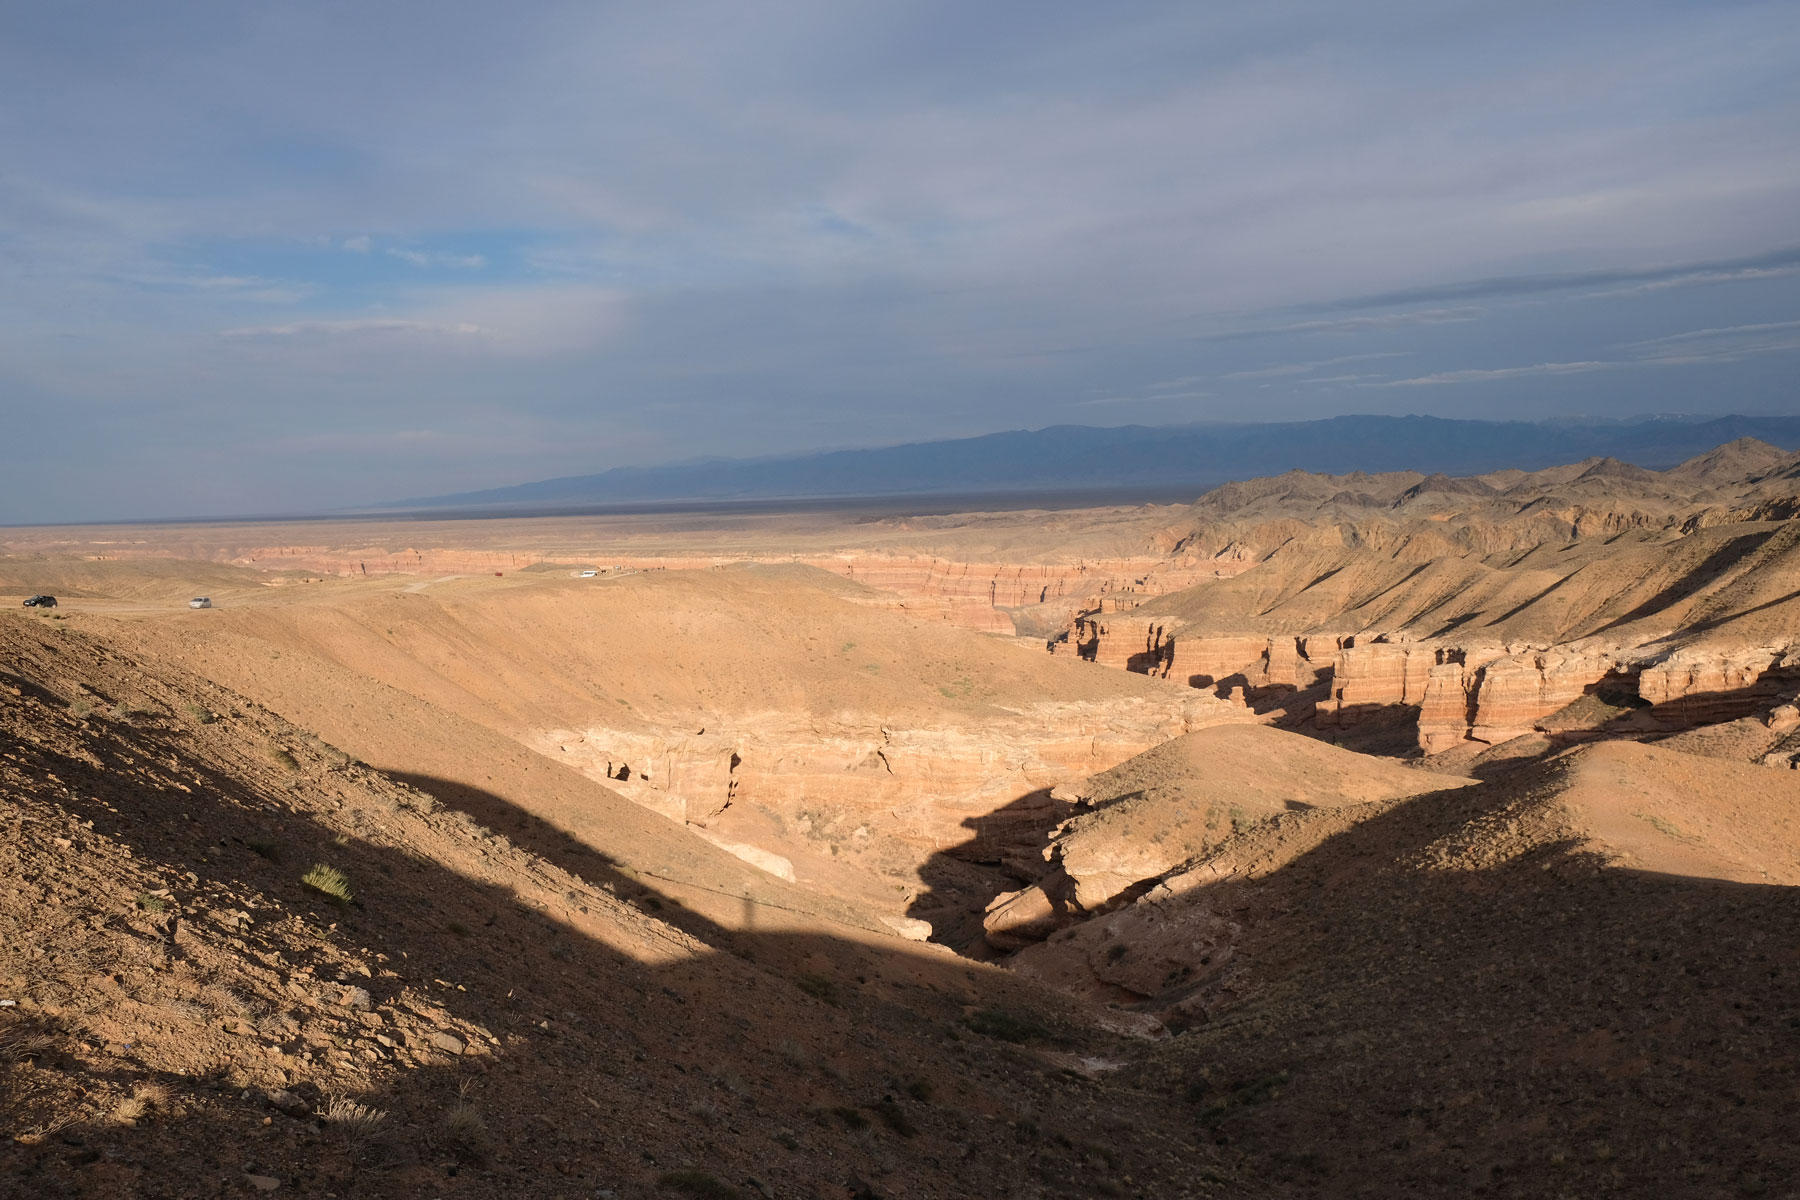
[
  {"xmin": 1470, "ymin": 650, "xmax": 1624, "ymax": 744},
  {"xmin": 1637, "ymin": 647, "xmax": 1800, "ymax": 725},
  {"xmin": 531, "ymin": 695, "xmax": 1262, "ymax": 880},
  {"xmin": 1050, "ymin": 621, "xmax": 1329, "ymax": 696},
  {"xmin": 1316, "ymin": 639, "xmax": 1449, "ymax": 726},
  {"xmin": 980, "ymin": 725, "xmax": 1474, "ymax": 950}
]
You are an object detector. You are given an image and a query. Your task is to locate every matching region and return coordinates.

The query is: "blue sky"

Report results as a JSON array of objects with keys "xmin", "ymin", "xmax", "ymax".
[{"xmin": 3, "ymin": 0, "xmax": 1798, "ymax": 521}]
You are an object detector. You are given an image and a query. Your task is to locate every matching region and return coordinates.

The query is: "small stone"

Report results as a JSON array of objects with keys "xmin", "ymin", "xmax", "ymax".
[
  {"xmin": 338, "ymin": 986, "xmax": 373, "ymax": 1011},
  {"xmin": 245, "ymin": 1174, "xmax": 280, "ymax": 1192},
  {"xmin": 264, "ymin": 1089, "xmax": 310, "ymax": 1117},
  {"xmin": 374, "ymin": 1033, "xmax": 398, "ymax": 1049},
  {"xmin": 428, "ymin": 1032, "xmax": 466, "ymax": 1056}
]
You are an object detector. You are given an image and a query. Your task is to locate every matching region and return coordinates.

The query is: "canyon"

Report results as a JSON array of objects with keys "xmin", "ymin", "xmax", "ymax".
[{"xmin": 8, "ymin": 435, "xmax": 1800, "ymax": 1197}]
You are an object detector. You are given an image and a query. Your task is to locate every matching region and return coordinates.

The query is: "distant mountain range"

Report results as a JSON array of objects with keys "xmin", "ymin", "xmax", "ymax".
[{"xmin": 377, "ymin": 414, "xmax": 1800, "ymax": 513}]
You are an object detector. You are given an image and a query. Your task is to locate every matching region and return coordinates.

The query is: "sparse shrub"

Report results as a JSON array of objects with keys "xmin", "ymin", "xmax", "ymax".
[
  {"xmin": 903, "ymin": 1078, "xmax": 933, "ymax": 1103},
  {"xmin": 827, "ymin": 1106, "xmax": 869, "ymax": 1131},
  {"xmin": 111, "ymin": 1083, "xmax": 170, "ymax": 1123},
  {"xmin": 301, "ymin": 863, "xmax": 353, "ymax": 905},
  {"xmin": 68, "ymin": 698, "xmax": 94, "ymax": 719},
  {"xmin": 656, "ymin": 1170, "xmax": 746, "ymax": 1199},
  {"xmin": 795, "ymin": 974, "xmax": 838, "ymax": 1005},
  {"xmin": 442, "ymin": 1099, "xmax": 490, "ymax": 1157},
  {"xmin": 965, "ymin": 1007, "xmax": 1055, "ymax": 1044},
  {"xmin": 323, "ymin": 1096, "xmax": 388, "ymax": 1150},
  {"xmin": 135, "ymin": 892, "xmax": 167, "ymax": 914},
  {"xmin": 183, "ymin": 702, "xmax": 215, "ymax": 725},
  {"xmin": 247, "ymin": 840, "xmax": 281, "ymax": 861},
  {"xmin": 0, "ymin": 1019, "xmax": 57, "ymax": 1062},
  {"xmin": 867, "ymin": 1098, "xmax": 917, "ymax": 1137},
  {"xmin": 266, "ymin": 744, "xmax": 300, "ymax": 772}
]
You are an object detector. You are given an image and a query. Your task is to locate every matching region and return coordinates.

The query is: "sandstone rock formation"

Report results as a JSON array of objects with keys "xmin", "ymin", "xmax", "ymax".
[
  {"xmin": 1041, "ymin": 442, "xmax": 1800, "ymax": 757},
  {"xmin": 982, "ymin": 725, "xmax": 1472, "ymax": 949}
]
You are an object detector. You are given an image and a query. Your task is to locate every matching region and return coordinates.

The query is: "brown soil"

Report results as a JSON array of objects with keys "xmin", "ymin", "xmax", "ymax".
[{"xmin": 7, "ymin": 448, "xmax": 1800, "ymax": 1199}]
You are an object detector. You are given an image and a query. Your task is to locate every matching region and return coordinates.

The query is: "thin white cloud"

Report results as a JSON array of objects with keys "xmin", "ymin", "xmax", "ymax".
[
  {"xmin": 1298, "ymin": 372, "xmax": 1389, "ymax": 385},
  {"xmin": 1221, "ymin": 351, "xmax": 1411, "ymax": 380},
  {"xmin": 1383, "ymin": 318, "xmax": 1800, "ymax": 385},
  {"xmin": 386, "ymin": 247, "xmax": 488, "ymax": 268},
  {"xmin": 342, "ymin": 235, "xmax": 372, "ymax": 254},
  {"xmin": 1386, "ymin": 360, "xmax": 1612, "ymax": 386},
  {"xmin": 1624, "ymin": 318, "xmax": 1800, "ymax": 350},
  {"xmin": 1146, "ymin": 374, "xmax": 1208, "ymax": 392},
  {"xmin": 1069, "ymin": 389, "xmax": 1212, "ymax": 407},
  {"xmin": 221, "ymin": 318, "xmax": 490, "ymax": 340},
  {"xmin": 1192, "ymin": 308, "xmax": 1485, "ymax": 342}
]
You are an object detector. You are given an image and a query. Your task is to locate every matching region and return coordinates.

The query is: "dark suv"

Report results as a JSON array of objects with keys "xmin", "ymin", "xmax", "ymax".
[{"xmin": 23, "ymin": 595, "xmax": 57, "ymax": 608}]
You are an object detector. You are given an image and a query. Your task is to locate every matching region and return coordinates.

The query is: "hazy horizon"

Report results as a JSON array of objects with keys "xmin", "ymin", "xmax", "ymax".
[{"xmin": 4, "ymin": 2, "xmax": 1799, "ymax": 523}]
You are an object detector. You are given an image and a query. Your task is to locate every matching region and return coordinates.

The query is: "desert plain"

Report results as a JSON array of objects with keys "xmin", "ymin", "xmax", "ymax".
[{"xmin": 6, "ymin": 438, "xmax": 1800, "ymax": 1198}]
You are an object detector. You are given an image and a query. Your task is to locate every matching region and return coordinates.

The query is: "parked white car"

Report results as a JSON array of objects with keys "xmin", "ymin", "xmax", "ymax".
[
  {"xmin": 189, "ymin": 597, "xmax": 212, "ymax": 609},
  {"xmin": 579, "ymin": 570, "xmax": 598, "ymax": 578}
]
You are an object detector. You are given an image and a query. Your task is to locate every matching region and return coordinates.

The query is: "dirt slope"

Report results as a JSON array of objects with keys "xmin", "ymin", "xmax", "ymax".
[
  {"xmin": 982, "ymin": 727, "xmax": 1477, "ymax": 950},
  {"xmin": 85, "ymin": 565, "xmax": 1245, "ymax": 932},
  {"xmin": 0, "ymin": 613, "xmax": 1246, "ymax": 1199},
  {"xmin": 1011, "ymin": 739, "xmax": 1800, "ymax": 1196}
]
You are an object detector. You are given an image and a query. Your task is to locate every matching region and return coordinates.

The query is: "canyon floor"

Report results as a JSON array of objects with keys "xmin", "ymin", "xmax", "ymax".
[{"xmin": 5, "ymin": 444, "xmax": 1800, "ymax": 1198}]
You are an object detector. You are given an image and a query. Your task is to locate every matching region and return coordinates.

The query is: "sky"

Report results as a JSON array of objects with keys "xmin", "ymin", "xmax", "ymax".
[{"xmin": 2, "ymin": 0, "xmax": 1798, "ymax": 523}]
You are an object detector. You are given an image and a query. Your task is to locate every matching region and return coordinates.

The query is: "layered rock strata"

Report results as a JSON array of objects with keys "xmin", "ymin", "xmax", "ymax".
[
  {"xmin": 529, "ymin": 694, "xmax": 1260, "ymax": 879},
  {"xmin": 1055, "ymin": 611, "xmax": 1800, "ymax": 754}
]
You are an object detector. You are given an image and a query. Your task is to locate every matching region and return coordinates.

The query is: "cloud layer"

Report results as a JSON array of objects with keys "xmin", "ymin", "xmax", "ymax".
[{"xmin": 2, "ymin": 1, "xmax": 1798, "ymax": 520}]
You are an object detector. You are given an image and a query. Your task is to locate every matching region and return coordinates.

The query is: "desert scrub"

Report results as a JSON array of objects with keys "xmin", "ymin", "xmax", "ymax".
[
  {"xmin": 134, "ymin": 892, "xmax": 167, "ymax": 914},
  {"xmin": 965, "ymin": 1007, "xmax": 1058, "ymax": 1044},
  {"xmin": 867, "ymin": 1097, "xmax": 917, "ymax": 1137},
  {"xmin": 0, "ymin": 1018, "xmax": 57, "ymax": 1063},
  {"xmin": 265, "ymin": 744, "xmax": 301, "ymax": 772},
  {"xmin": 183, "ymin": 701, "xmax": 215, "ymax": 725},
  {"xmin": 111, "ymin": 1083, "xmax": 170, "ymax": 1123},
  {"xmin": 323, "ymin": 1096, "xmax": 387, "ymax": 1151},
  {"xmin": 794, "ymin": 973, "xmax": 838, "ymax": 1005},
  {"xmin": 301, "ymin": 863, "xmax": 353, "ymax": 905},
  {"xmin": 442, "ymin": 1098, "xmax": 490, "ymax": 1157},
  {"xmin": 67, "ymin": 697, "xmax": 94, "ymax": 719},
  {"xmin": 656, "ymin": 1171, "xmax": 746, "ymax": 1199}
]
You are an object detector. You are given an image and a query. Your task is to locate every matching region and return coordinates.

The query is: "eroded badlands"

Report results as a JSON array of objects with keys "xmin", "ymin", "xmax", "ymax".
[{"xmin": 7, "ymin": 439, "xmax": 1800, "ymax": 1197}]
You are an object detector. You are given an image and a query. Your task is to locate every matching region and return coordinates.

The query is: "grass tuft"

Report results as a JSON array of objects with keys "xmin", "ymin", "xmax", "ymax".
[
  {"xmin": 965, "ymin": 1007, "xmax": 1057, "ymax": 1044},
  {"xmin": 795, "ymin": 974, "xmax": 838, "ymax": 1005},
  {"xmin": 301, "ymin": 863, "xmax": 353, "ymax": 905},
  {"xmin": 442, "ymin": 1099, "xmax": 490, "ymax": 1157},
  {"xmin": 323, "ymin": 1096, "xmax": 388, "ymax": 1149},
  {"xmin": 656, "ymin": 1169, "xmax": 747, "ymax": 1199}
]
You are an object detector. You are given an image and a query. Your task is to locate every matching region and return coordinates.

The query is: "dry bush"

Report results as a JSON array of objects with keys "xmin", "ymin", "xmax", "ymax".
[
  {"xmin": 656, "ymin": 1170, "xmax": 747, "ymax": 1199},
  {"xmin": 112, "ymin": 1082, "xmax": 171, "ymax": 1123},
  {"xmin": 301, "ymin": 863, "xmax": 353, "ymax": 905},
  {"xmin": 323, "ymin": 1096, "xmax": 388, "ymax": 1151},
  {"xmin": 442, "ymin": 1099, "xmax": 490, "ymax": 1157},
  {"xmin": 0, "ymin": 1019, "xmax": 58, "ymax": 1063}
]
